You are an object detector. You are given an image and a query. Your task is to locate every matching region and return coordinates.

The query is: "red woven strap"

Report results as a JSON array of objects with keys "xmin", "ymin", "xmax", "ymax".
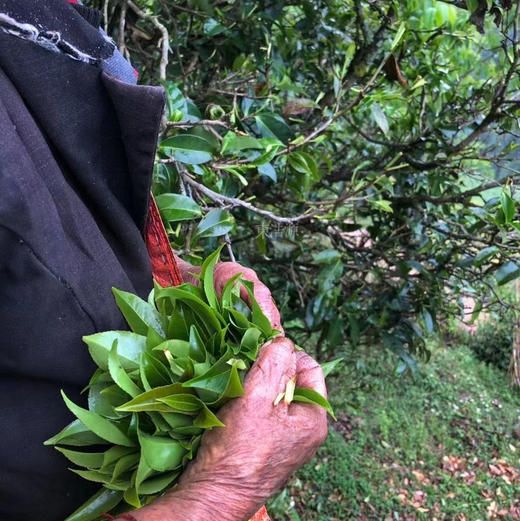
[
  {"xmin": 250, "ymin": 505, "xmax": 271, "ymax": 521},
  {"xmin": 144, "ymin": 195, "xmax": 271, "ymax": 521},
  {"xmin": 145, "ymin": 195, "xmax": 183, "ymax": 288}
]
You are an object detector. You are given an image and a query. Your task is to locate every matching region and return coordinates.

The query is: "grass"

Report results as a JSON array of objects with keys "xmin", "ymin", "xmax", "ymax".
[{"xmin": 267, "ymin": 344, "xmax": 520, "ymax": 520}]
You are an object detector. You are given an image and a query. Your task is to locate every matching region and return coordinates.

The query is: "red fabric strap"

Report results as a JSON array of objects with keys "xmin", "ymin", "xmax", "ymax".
[
  {"xmin": 145, "ymin": 195, "xmax": 183, "ymax": 288},
  {"xmin": 251, "ymin": 505, "xmax": 271, "ymax": 521}
]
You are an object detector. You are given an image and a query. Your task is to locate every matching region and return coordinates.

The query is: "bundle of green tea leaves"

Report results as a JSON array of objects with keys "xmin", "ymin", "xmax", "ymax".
[{"xmin": 45, "ymin": 248, "xmax": 335, "ymax": 521}]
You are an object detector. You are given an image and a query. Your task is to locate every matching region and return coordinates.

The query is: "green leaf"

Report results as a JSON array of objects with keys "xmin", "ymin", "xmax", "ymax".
[
  {"xmin": 123, "ymin": 476, "xmax": 142, "ymax": 508},
  {"xmin": 369, "ymin": 199, "xmax": 393, "ymax": 213},
  {"xmin": 100, "ymin": 446, "xmax": 136, "ymax": 472},
  {"xmin": 141, "ymin": 351, "xmax": 171, "ymax": 388},
  {"xmin": 255, "ymin": 113, "xmax": 292, "ymax": 143},
  {"xmin": 474, "ymin": 246, "xmax": 499, "ymax": 267},
  {"xmin": 63, "ymin": 488, "xmax": 123, "ymax": 521},
  {"xmin": 108, "ymin": 341, "xmax": 142, "ymax": 398},
  {"xmin": 139, "ymin": 430, "xmax": 187, "ymax": 472},
  {"xmin": 313, "ymin": 249, "xmax": 341, "ymax": 264},
  {"xmin": 288, "ymin": 151, "xmax": 319, "ymax": 180},
  {"xmin": 421, "ymin": 309, "xmax": 434, "ymax": 334},
  {"xmin": 156, "ymin": 193, "xmax": 202, "ymax": 222},
  {"xmin": 112, "ymin": 288, "xmax": 165, "ymax": 336},
  {"xmin": 135, "ymin": 454, "xmax": 154, "ymax": 495},
  {"xmin": 193, "ymin": 209, "xmax": 234, "ymax": 240},
  {"xmin": 320, "ymin": 358, "xmax": 343, "ymax": 377},
  {"xmin": 61, "ymin": 391, "xmax": 135, "ymax": 447},
  {"xmin": 242, "ymin": 280, "xmax": 273, "ymax": 337},
  {"xmin": 220, "ymin": 273, "xmax": 242, "ymax": 311},
  {"xmin": 221, "ymin": 131, "xmax": 263, "ymax": 154},
  {"xmin": 154, "ymin": 339, "xmax": 191, "ymax": 358},
  {"xmin": 83, "ymin": 331, "xmax": 147, "ymax": 372},
  {"xmin": 139, "ymin": 471, "xmax": 180, "ymax": 495},
  {"xmin": 89, "ymin": 383, "xmax": 129, "ymax": 419},
  {"xmin": 168, "ymin": 312, "xmax": 190, "ymax": 341},
  {"xmin": 501, "ymin": 190, "xmax": 515, "ymax": 223},
  {"xmin": 495, "ymin": 261, "xmax": 520, "ymax": 285},
  {"xmin": 157, "ymin": 393, "xmax": 204, "ymax": 413},
  {"xmin": 258, "ymin": 162, "xmax": 277, "ymax": 181},
  {"xmin": 209, "ymin": 363, "xmax": 245, "ymax": 406},
  {"xmin": 146, "ymin": 326, "xmax": 165, "ymax": 350},
  {"xmin": 391, "ymin": 22, "xmax": 406, "ymax": 51},
  {"xmin": 193, "ymin": 404, "xmax": 225, "ymax": 428},
  {"xmin": 370, "ymin": 103, "xmax": 389, "ymax": 136},
  {"xmin": 203, "ymin": 18, "xmax": 227, "ymax": 36},
  {"xmin": 293, "ymin": 387, "xmax": 336, "ymax": 420},
  {"xmin": 188, "ymin": 325, "xmax": 207, "ymax": 363},
  {"xmin": 116, "ymin": 384, "xmax": 188, "ymax": 413},
  {"xmin": 110, "ymin": 452, "xmax": 141, "ymax": 481},
  {"xmin": 182, "ymin": 349, "xmax": 238, "ymax": 395},
  {"xmin": 69, "ymin": 468, "xmax": 114, "ymax": 486},
  {"xmin": 466, "ymin": 0, "xmax": 479, "ymax": 12},
  {"xmin": 55, "ymin": 447, "xmax": 105, "ymax": 469},
  {"xmin": 240, "ymin": 327, "xmax": 262, "ymax": 360},
  {"xmin": 200, "ymin": 244, "xmax": 224, "ymax": 310},
  {"xmin": 44, "ymin": 419, "xmax": 108, "ymax": 447},
  {"xmin": 160, "ymin": 134, "xmax": 213, "ymax": 165},
  {"xmin": 155, "ymin": 286, "xmax": 223, "ymax": 334}
]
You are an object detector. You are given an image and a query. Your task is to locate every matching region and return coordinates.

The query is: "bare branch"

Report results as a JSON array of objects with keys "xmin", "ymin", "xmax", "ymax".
[
  {"xmin": 180, "ymin": 172, "xmax": 317, "ymax": 225},
  {"xmin": 165, "ymin": 119, "xmax": 230, "ymax": 129},
  {"xmin": 126, "ymin": 0, "xmax": 169, "ymax": 81}
]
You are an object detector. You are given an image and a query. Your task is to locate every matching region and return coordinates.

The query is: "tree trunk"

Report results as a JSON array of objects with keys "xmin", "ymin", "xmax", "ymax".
[{"xmin": 509, "ymin": 279, "xmax": 520, "ymax": 388}]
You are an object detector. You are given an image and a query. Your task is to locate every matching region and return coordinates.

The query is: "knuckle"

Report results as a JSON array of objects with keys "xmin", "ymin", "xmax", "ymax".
[
  {"xmin": 296, "ymin": 352, "xmax": 321, "ymax": 370},
  {"xmin": 317, "ymin": 418, "xmax": 328, "ymax": 443},
  {"xmin": 241, "ymin": 267, "xmax": 259, "ymax": 280}
]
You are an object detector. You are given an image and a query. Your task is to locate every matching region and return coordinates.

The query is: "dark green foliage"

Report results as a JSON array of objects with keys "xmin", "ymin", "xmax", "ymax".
[
  {"xmin": 87, "ymin": 0, "xmax": 520, "ymax": 367},
  {"xmin": 468, "ymin": 314, "xmax": 514, "ymax": 372}
]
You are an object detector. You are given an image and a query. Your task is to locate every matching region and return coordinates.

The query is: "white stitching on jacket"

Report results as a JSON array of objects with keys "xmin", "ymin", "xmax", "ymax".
[{"xmin": 0, "ymin": 12, "xmax": 100, "ymax": 65}]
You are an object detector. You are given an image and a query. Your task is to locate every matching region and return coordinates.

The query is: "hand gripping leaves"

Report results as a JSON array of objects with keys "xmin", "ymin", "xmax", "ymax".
[{"xmin": 45, "ymin": 248, "xmax": 334, "ymax": 521}]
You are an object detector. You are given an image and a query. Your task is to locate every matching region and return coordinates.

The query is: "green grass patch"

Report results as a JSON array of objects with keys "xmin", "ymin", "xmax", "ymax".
[{"xmin": 268, "ymin": 345, "xmax": 520, "ymax": 520}]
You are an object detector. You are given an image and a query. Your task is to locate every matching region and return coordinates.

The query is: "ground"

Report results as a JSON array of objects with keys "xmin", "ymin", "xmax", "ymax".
[{"xmin": 267, "ymin": 344, "xmax": 520, "ymax": 520}]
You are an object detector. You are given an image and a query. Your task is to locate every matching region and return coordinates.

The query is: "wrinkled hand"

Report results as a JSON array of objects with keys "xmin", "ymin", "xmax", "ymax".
[
  {"xmin": 173, "ymin": 337, "xmax": 327, "ymax": 521},
  {"xmin": 132, "ymin": 258, "xmax": 324, "ymax": 521},
  {"xmin": 176, "ymin": 256, "xmax": 283, "ymax": 333}
]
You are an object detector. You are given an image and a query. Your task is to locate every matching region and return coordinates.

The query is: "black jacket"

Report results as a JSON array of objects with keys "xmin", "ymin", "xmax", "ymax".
[{"xmin": 0, "ymin": 1, "xmax": 165, "ymax": 519}]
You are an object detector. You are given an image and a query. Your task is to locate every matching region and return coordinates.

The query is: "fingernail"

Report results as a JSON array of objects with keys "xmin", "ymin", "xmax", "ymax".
[
  {"xmin": 273, "ymin": 392, "xmax": 285, "ymax": 406},
  {"xmin": 284, "ymin": 376, "xmax": 296, "ymax": 405}
]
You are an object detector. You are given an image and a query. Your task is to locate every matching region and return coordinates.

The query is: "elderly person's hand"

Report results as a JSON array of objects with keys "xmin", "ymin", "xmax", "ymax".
[{"xmin": 129, "ymin": 337, "xmax": 328, "ymax": 521}]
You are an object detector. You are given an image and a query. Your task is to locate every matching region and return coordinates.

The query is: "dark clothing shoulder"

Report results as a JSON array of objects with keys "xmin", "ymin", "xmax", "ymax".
[{"xmin": 0, "ymin": 2, "xmax": 164, "ymax": 519}]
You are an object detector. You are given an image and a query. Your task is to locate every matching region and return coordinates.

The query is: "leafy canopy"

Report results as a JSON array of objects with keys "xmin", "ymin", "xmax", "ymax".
[{"xmin": 90, "ymin": 0, "xmax": 520, "ymax": 367}]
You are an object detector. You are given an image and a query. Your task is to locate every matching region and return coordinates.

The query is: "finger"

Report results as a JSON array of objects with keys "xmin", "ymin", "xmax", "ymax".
[
  {"xmin": 289, "ymin": 352, "xmax": 328, "ymax": 430},
  {"xmin": 294, "ymin": 351, "xmax": 327, "ymax": 398},
  {"xmin": 214, "ymin": 262, "xmax": 284, "ymax": 333},
  {"xmin": 244, "ymin": 337, "xmax": 296, "ymax": 400}
]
